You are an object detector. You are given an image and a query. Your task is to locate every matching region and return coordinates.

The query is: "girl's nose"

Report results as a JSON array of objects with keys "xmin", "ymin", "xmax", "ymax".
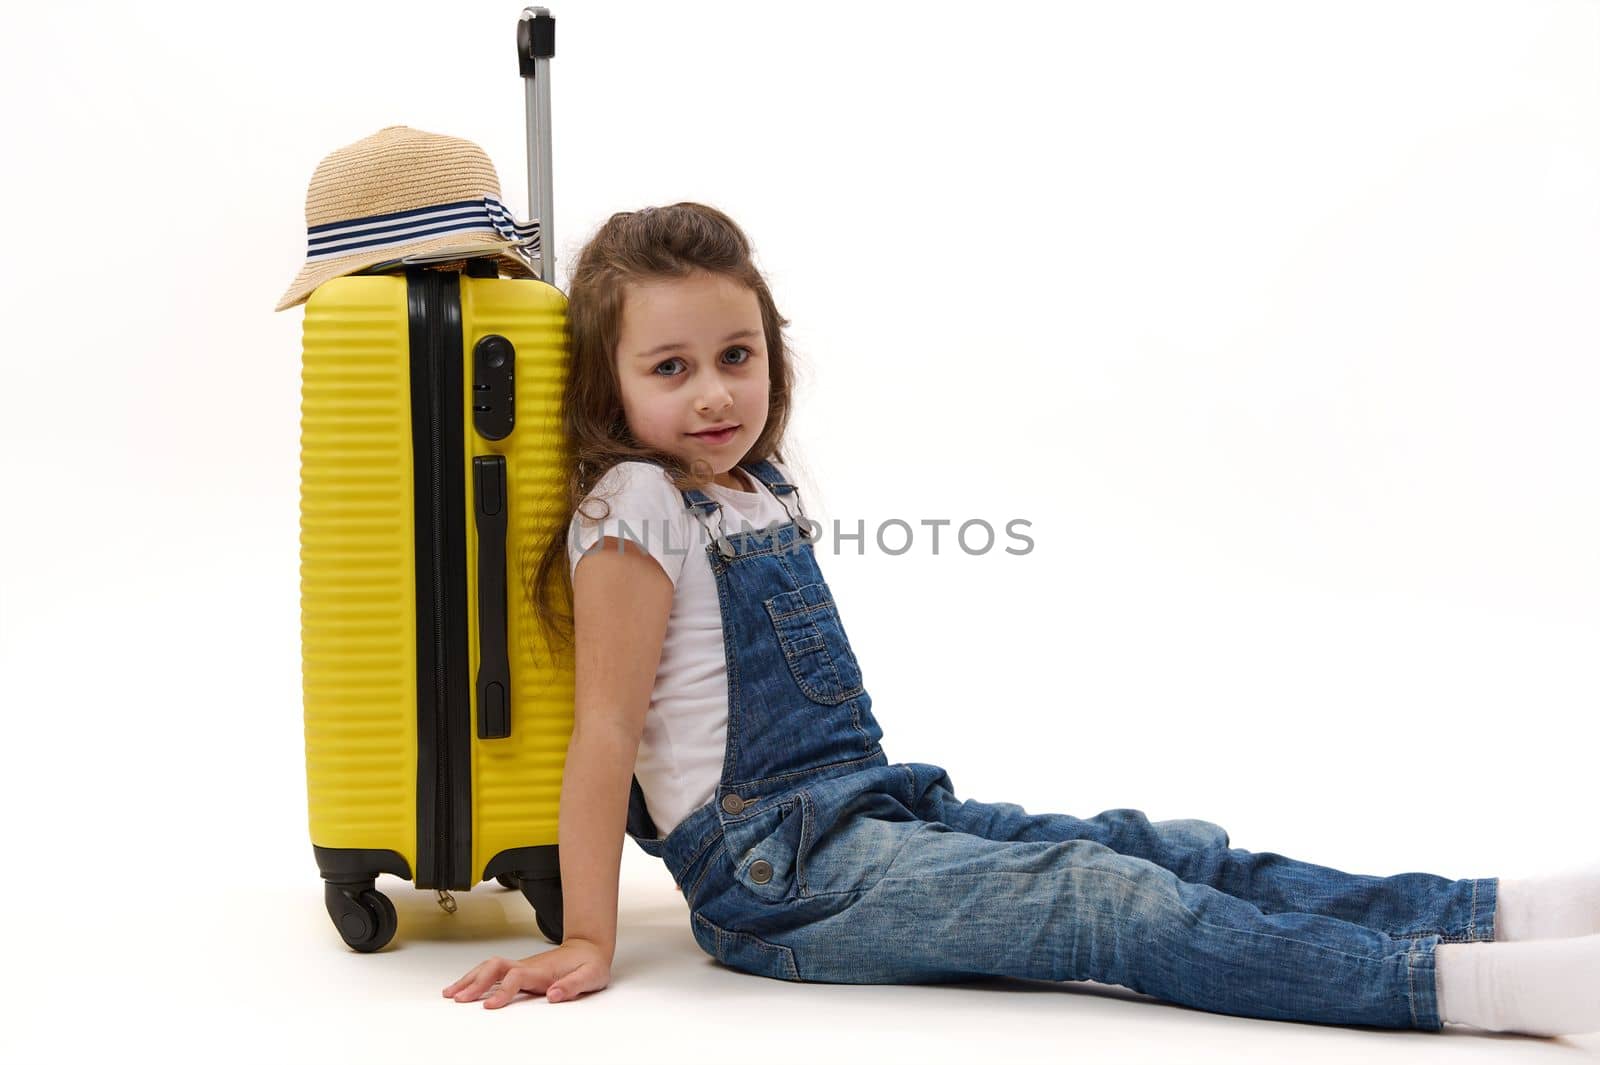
[{"xmin": 696, "ymin": 385, "xmax": 734, "ymax": 413}]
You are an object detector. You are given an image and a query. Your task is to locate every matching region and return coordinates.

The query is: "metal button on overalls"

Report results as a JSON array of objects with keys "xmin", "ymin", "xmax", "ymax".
[
  {"xmin": 721, "ymin": 794, "xmax": 746, "ymax": 815},
  {"xmin": 749, "ymin": 860, "xmax": 773, "ymax": 884}
]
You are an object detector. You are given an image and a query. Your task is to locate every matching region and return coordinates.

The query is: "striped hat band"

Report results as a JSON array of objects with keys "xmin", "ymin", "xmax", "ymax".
[{"xmin": 306, "ymin": 195, "xmax": 540, "ymax": 265}]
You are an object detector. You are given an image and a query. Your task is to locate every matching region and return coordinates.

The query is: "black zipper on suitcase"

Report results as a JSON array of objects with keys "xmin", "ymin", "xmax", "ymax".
[{"xmin": 408, "ymin": 269, "xmax": 473, "ymax": 892}]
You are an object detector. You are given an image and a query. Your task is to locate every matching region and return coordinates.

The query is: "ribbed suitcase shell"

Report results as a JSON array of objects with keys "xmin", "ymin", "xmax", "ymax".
[{"xmin": 300, "ymin": 271, "xmax": 572, "ymax": 948}]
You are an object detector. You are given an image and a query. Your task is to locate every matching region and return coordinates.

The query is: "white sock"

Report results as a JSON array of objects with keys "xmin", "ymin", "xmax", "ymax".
[
  {"xmin": 1435, "ymin": 934, "xmax": 1600, "ymax": 1036},
  {"xmin": 1495, "ymin": 865, "xmax": 1600, "ymax": 941}
]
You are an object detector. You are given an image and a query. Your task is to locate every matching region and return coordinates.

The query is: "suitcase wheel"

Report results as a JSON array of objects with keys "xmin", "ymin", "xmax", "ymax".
[
  {"xmin": 534, "ymin": 909, "xmax": 560, "ymax": 946},
  {"xmin": 491, "ymin": 872, "xmax": 561, "ymax": 943},
  {"xmin": 516, "ymin": 876, "xmax": 564, "ymax": 945},
  {"xmin": 324, "ymin": 881, "xmax": 398, "ymax": 953}
]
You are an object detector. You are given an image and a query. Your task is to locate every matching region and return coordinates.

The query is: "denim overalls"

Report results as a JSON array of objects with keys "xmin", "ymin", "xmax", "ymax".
[{"xmin": 622, "ymin": 459, "xmax": 1499, "ymax": 1033}]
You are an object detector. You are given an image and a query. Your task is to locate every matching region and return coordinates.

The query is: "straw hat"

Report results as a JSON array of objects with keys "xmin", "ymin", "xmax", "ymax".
[{"xmin": 275, "ymin": 125, "xmax": 540, "ymax": 312}]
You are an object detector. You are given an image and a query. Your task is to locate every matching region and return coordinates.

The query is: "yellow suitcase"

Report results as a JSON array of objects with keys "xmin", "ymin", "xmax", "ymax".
[
  {"xmin": 300, "ymin": 266, "xmax": 572, "ymax": 952},
  {"xmin": 300, "ymin": 11, "xmax": 569, "ymax": 953}
]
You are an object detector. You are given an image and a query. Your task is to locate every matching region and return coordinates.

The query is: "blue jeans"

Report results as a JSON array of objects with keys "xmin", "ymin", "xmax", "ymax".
[{"xmin": 674, "ymin": 760, "xmax": 1498, "ymax": 1033}]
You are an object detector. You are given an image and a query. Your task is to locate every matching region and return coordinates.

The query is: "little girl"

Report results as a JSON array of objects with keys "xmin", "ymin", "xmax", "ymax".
[{"xmin": 444, "ymin": 202, "xmax": 1600, "ymax": 1037}]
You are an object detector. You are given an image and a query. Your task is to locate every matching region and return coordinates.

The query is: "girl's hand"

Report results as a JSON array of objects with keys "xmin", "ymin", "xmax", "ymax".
[{"xmin": 442, "ymin": 938, "xmax": 612, "ymax": 1008}]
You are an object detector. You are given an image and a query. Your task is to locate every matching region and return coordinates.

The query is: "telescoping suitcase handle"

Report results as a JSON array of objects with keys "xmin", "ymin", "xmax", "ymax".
[
  {"xmin": 476, "ymin": 8, "xmax": 556, "ymax": 743},
  {"xmin": 517, "ymin": 7, "xmax": 556, "ymax": 289}
]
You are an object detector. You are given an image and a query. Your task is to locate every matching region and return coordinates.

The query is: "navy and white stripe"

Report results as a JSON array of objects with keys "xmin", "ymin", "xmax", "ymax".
[{"xmin": 306, "ymin": 196, "xmax": 540, "ymax": 264}]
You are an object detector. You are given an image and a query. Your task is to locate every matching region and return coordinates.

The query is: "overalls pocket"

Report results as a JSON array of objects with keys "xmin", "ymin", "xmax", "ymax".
[
  {"xmin": 690, "ymin": 912, "xmax": 801, "ymax": 981},
  {"xmin": 763, "ymin": 582, "xmax": 865, "ymax": 705},
  {"xmin": 725, "ymin": 796, "xmax": 808, "ymax": 904}
]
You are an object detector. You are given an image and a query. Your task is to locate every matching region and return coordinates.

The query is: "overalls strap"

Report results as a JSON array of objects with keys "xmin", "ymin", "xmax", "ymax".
[{"xmin": 739, "ymin": 458, "xmax": 798, "ymax": 497}]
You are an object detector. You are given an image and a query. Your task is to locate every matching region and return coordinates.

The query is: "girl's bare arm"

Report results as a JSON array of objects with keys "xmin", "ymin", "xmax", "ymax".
[
  {"xmin": 559, "ymin": 536, "xmax": 674, "ymax": 958},
  {"xmin": 443, "ymin": 536, "xmax": 671, "ymax": 1007}
]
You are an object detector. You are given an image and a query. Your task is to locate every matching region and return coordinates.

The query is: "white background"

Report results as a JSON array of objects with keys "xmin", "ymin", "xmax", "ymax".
[{"xmin": 2, "ymin": 0, "xmax": 1596, "ymax": 1060}]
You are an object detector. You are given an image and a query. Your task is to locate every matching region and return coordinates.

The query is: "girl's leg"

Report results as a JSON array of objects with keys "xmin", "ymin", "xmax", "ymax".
[
  {"xmin": 703, "ymin": 806, "xmax": 1450, "ymax": 1032},
  {"xmin": 898, "ymin": 763, "xmax": 1496, "ymax": 944}
]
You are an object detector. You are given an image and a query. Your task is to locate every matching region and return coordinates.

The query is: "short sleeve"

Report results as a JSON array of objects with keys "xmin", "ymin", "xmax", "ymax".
[{"xmin": 568, "ymin": 462, "xmax": 695, "ymax": 588}]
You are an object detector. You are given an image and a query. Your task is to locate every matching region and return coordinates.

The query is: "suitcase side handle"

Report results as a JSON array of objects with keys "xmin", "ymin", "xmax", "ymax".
[
  {"xmin": 474, "ymin": 456, "xmax": 512, "ymax": 739},
  {"xmin": 517, "ymin": 8, "xmax": 556, "ymax": 290}
]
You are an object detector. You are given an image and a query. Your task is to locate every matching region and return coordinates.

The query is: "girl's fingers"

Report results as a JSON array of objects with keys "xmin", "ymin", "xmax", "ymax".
[
  {"xmin": 548, "ymin": 962, "xmax": 600, "ymax": 1003},
  {"xmin": 483, "ymin": 966, "xmax": 535, "ymax": 1009},
  {"xmin": 443, "ymin": 954, "xmax": 598, "ymax": 1008},
  {"xmin": 445, "ymin": 957, "xmax": 509, "ymax": 1000},
  {"xmin": 444, "ymin": 962, "xmax": 487, "ymax": 998}
]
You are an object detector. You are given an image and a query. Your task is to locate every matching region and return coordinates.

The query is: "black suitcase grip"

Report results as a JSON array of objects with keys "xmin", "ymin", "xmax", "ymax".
[
  {"xmin": 474, "ymin": 455, "xmax": 511, "ymax": 739},
  {"xmin": 517, "ymin": 7, "xmax": 555, "ymax": 74}
]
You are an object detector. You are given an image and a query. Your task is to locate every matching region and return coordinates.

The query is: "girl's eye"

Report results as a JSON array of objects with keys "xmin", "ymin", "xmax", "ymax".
[{"xmin": 653, "ymin": 347, "xmax": 752, "ymax": 376}]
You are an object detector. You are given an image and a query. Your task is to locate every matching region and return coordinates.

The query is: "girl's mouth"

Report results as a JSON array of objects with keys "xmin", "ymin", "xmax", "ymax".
[{"xmin": 689, "ymin": 425, "xmax": 740, "ymax": 445}]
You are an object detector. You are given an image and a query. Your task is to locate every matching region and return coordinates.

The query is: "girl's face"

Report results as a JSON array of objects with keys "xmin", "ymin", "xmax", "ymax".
[{"xmin": 614, "ymin": 270, "xmax": 770, "ymax": 490}]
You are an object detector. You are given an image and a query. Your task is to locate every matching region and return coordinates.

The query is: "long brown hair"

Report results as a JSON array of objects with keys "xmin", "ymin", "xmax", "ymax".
[{"xmin": 522, "ymin": 202, "xmax": 798, "ymax": 662}]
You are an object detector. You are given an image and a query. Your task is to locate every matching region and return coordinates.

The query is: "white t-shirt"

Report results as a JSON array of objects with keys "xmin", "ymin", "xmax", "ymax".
[{"xmin": 566, "ymin": 460, "xmax": 797, "ymax": 838}]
